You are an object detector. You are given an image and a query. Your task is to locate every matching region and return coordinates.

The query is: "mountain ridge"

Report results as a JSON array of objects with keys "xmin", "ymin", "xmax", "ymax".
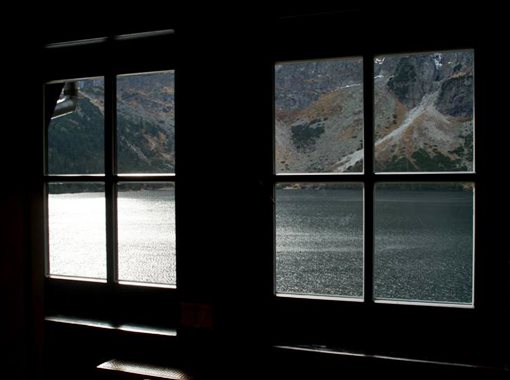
[
  {"xmin": 47, "ymin": 71, "xmax": 175, "ymax": 175},
  {"xmin": 276, "ymin": 50, "xmax": 474, "ymax": 173}
]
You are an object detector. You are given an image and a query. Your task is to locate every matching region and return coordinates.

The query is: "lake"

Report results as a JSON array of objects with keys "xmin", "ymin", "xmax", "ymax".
[
  {"xmin": 48, "ymin": 187, "xmax": 176, "ymax": 284},
  {"xmin": 276, "ymin": 186, "xmax": 473, "ymax": 304},
  {"xmin": 49, "ymin": 187, "xmax": 473, "ymax": 304}
]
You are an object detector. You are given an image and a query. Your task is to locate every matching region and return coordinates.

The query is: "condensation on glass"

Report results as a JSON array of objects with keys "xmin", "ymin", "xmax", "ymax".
[
  {"xmin": 374, "ymin": 50, "xmax": 474, "ymax": 173},
  {"xmin": 47, "ymin": 78, "xmax": 105, "ymax": 175},
  {"xmin": 274, "ymin": 58, "xmax": 364, "ymax": 174},
  {"xmin": 117, "ymin": 182, "xmax": 176, "ymax": 286},
  {"xmin": 374, "ymin": 183, "xmax": 474, "ymax": 305},
  {"xmin": 275, "ymin": 183, "xmax": 364, "ymax": 299},
  {"xmin": 48, "ymin": 183, "xmax": 106, "ymax": 280},
  {"xmin": 117, "ymin": 71, "xmax": 175, "ymax": 174}
]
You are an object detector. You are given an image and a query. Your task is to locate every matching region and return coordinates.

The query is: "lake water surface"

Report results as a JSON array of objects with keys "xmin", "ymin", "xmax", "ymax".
[{"xmin": 49, "ymin": 187, "xmax": 473, "ymax": 304}]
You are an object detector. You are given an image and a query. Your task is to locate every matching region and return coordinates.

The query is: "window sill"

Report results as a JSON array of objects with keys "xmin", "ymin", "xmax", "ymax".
[
  {"xmin": 97, "ymin": 359, "xmax": 189, "ymax": 380},
  {"xmin": 45, "ymin": 315, "xmax": 177, "ymax": 337},
  {"xmin": 273, "ymin": 345, "xmax": 509, "ymax": 374}
]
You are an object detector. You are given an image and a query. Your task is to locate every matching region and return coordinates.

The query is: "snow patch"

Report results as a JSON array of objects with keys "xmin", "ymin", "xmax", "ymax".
[
  {"xmin": 376, "ymin": 92, "xmax": 438, "ymax": 147},
  {"xmin": 331, "ymin": 90, "xmax": 443, "ymax": 172},
  {"xmin": 433, "ymin": 53, "xmax": 443, "ymax": 69},
  {"xmin": 341, "ymin": 83, "xmax": 361, "ymax": 89},
  {"xmin": 332, "ymin": 149, "xmax": 364, "ymax": 172}
]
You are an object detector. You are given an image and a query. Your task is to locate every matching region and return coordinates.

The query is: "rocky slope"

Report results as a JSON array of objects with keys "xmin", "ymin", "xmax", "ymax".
[
  {"xmin": 47, "ymin": 71, "xmax": 175, "ymax": 174},
  {"xmin": 275, "ymin": 50, "xmax": 474, "ymax": 173},
  {"xmin": 116, "ymin": 72, "xmax": 175, "ymax": 173},
  {"xmin": 48, "ymin": 52, "xmax": 473, "ymax": 176}
]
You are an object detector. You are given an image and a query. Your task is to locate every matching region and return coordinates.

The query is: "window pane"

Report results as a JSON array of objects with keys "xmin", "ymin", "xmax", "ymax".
[
  {"xmin": 47, "ymin": 78, "xmax": 105, "ymax": 174},
  {"xmin": 118, "ymin": 183, "xmax": 176, "ymax": 285},
  {"xmin": 117, "ymin": 71, "xmax": 175, "ymax": 174},
  {"xmin": 374, "ymin": 50, "xmax": 474, "ymax": 172},
  {"xmin": 374, "ymin": 183, "xmax": 474, "ymax": 304},
  {"xmin": 275, "ymin": 58, "xmax": 364, "ymax": 173},
  {"xmin": 48, "ymin": 183, "xmax": 106, "ymax": 279},
  {"xmin": 276, "ymin": 183, "xmax": 363, "ymax": 298}
]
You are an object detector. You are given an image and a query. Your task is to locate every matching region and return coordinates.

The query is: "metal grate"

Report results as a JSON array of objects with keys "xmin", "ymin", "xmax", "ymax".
[{"xmin": 97, "ymin": 359, "xmax": 189, "ymax": 380}]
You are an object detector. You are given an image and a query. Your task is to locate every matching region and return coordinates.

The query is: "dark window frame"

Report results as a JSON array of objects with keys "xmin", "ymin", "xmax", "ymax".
[
  {"xmin": 272, "ymin": 49, "xmax": 478, "ymax": 306},
  {"xmin": 268, "ymin": 23, "xmax": 505, "ymax": 364},
  {"xmin": 42, "ymin": 32, "xmax": 179, "ymax": 328}
]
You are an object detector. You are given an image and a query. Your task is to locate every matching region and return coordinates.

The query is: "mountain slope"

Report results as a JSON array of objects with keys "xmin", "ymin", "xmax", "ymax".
[
  {"xmin": 47, "ymin": 72, "xmax": 175, "ymax": 175},
  {"xmin": 275, "ymin": 50, "xmax": 474, "ymax": 173}
]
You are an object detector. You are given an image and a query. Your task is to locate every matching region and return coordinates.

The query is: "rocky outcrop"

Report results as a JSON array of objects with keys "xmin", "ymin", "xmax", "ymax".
[
  {"xmin": 387, "ymin": 55, "xmax": 437, "ymax": 108},
  {"xmin": 48, "ymin": 72, "xmax": 175, "ymax": 174},
  {"xmin": 275, "ymin": 50, "xmax": 474, "ymax": 173},
  {"xmin": 436, "ymin": 75, "xmax": 473, "ymax": 118},
  {"xmin": 275, "ymin": 58, "xmax": 363, "ymax": 112}
]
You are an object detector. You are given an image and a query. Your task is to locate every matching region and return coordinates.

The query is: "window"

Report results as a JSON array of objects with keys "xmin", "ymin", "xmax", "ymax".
[
  {"xmin": 43, "ymin": 33, "xmax": 178, "ymax": 327},
  {"xmin": 46, "ymin": 71, "xmax": 176, "ymax": 287},
  {"xmin": 274, "ymin": 49, "xmax": 475, "ymax": 306}
]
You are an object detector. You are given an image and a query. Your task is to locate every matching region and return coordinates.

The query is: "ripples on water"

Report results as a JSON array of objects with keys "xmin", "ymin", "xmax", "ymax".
[
  {"xmin": 276, "ymin": 187, "xmax": 473, "ymax": 304},
  {"xmin": 374, "ymin": 188, "xmax": 473, "ymax": 304},
  {"xmin": 49, "ymin": 188, "xmax": 176, "ymax": 285},
  {"xmin": 49, "ymin": 188, "xmax": 473, "ymax": 304},
  {"xmin": 118, "ymin": 188, "xmax": 176, "ymax": 285},
  {"xmin": 276, "ymin": 187, "xmax": 364, "ymax": 298},
  {"xmin": 49, "ymin": 190, "xmax": 107, "ymax": 279}
]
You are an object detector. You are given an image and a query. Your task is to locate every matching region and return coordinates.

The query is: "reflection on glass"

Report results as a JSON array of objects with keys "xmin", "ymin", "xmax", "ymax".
[
  {"xmin": 117, "ymin": 71, "xmax": 175, "ymax": 174},
  {"xmin": 117, "ymin": 183, "xmax": 176, "ymax": 285},
  {"xmin": 47, "ymin": 78, "xmax": 105, "ymax": 174},
  {"xmin": 275, "ymin": 58, "xmax": 364, "ymax": 173},
  {"xmin": 374, "ymin": 183, "xmax": 474, "ymax": 305},
  {"xmin": 276, "ymin": 183, "xmax": 363, "ymax": 298},
  {"xmin": 48, "ymin": 183, "xmax": 106, "ymax": 279},
  {"xmin": 374, "ymin": 50, "xmax": 474, "ymax": 172}
]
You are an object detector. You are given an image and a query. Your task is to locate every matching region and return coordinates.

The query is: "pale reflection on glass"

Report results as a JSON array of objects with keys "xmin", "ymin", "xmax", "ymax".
[
  {"xmin": 374, "ymin": 183, "xmax": 474, "ymax": 305},
  {"xmin": 276, "ymin": 183, "xmax": 364, "ymax": 298},
  {"xmin": 117, "ymin": 183, "xmax": 176, "ymax": 285},
  {"xmin": 117, "ymin": 71, "xmax": 175, "ymax": 174},
  {"xmin": 48, "ymin": 183, "xmax": 106, "ymax": 279}
]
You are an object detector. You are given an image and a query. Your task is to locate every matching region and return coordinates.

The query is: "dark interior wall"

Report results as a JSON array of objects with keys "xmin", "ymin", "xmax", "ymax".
[
  {"xmin": 1, "ymin": 191, "xmax": 29, "ymax": 379},
  {"xmin": 1, "ymin": 4, "xmax": 509, "ymax": 379},
  {"xmin": 1, "ymin": 28, "xmax": 41, "ymax": 378}
]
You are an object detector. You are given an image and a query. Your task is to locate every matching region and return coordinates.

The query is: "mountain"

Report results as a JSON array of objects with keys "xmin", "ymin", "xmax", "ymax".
[
  {"xmin": 47, "ymin": 71, "xmax": 175, "ymax": 175},
  {"xmin": 275, "ymin": 50, "xmax": 474, "ymax": 173},
  {"xmin": 116, "ymin": 73, "xmax": 175, "ymax": 173},
  {"xmin": 48, "ymin": 52, "xmax": 473, "ymax": 176},
  {"xmin": 275, "ymin": 59, "xmax": 364, "ymax": 173}
]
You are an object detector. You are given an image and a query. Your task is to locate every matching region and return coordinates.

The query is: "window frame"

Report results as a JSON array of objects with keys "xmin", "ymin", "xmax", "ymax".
[
  {"xmin": 269, "ymin": 41, "xmax": 495, "ymax": 364},
  {"xmin": 273, "ymin": 49, "xmax": 478, "ymax": 305},
  {"xmin": 42, "ymin": 33, "xmax": 179, "ymax": 328}
]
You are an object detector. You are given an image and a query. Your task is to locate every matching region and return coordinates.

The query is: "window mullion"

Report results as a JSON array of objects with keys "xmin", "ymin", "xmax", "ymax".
[
  {"xmin": 105, "ymin": 70, "xmax": 118, "ymax": 284},
  {"xmin": 363, "ymin": 54, "xmax": 375, "ymax": 304}
]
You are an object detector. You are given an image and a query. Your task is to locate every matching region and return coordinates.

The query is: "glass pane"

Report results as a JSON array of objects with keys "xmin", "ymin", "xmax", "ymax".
[
  {"xmin": 47, "ymin": 78, "xmax": 105, "ymax": 174},
  {"xmin": 275, "ymin": 58, "xmax": 364, "ymax": 173},
  {"xmin": 118, "ymin": 183, "xmax": 176, "ymax": 285},
  {"xmin": 374, "ymin": 183, "xmax": 474, "ymax": 304},
  {"xmin": 48, "ymin": 183, "xmax": 106, "ymax": 279},
  {"xmin": 276, "ymin": 183, "xmax": 363, "ymax": 298},
  {"xmin": 117, "ymin": 71, "xmax": 175, "ymax": 174},
  {"xmin": 374, "ymin": 50, "xmax": 474, "ymax": 172}
]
